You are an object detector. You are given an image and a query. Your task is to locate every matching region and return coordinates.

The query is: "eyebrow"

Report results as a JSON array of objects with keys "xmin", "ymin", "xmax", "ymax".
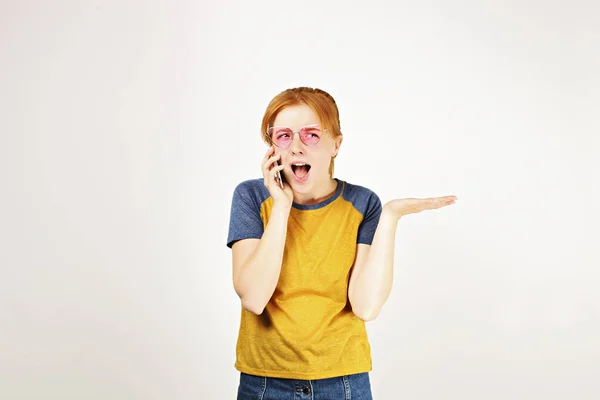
[{"xmin": 271, "ymin": 124, "xmax": 320, "ymax": 130}]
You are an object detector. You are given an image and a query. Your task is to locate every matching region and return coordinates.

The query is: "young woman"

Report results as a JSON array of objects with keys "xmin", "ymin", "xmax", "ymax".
[{"xmin": 227, "ymin": 87, "xmax": 456, "ymax": 399}]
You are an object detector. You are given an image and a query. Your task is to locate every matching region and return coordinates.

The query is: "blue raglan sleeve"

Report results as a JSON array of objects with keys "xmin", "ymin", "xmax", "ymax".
[
  {"xmin": 226, "ymin": 181, "xmax": 265, "ymax": 248},
  {"xmin": 357, "ymin": 191, "xmax": 382, "ymax": 245}
]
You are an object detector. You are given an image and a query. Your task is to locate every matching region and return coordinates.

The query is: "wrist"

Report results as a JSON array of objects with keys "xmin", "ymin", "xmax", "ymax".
[
  {"xmin": 272, "ymin": 203, "xmax": 292, "ymax": 215},
  {"xmin": 382, "ymin": 203, "xmax": 403, "ymax": 222}
]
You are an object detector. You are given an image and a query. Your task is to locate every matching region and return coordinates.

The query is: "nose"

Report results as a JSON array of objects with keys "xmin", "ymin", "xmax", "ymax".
[{"xmin": 288, "ymin": 132, "xmax": 305, "ymax": 155}]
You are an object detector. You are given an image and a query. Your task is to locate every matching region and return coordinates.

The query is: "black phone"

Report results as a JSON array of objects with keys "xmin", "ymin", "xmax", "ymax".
[{"xmin": 275, "ymin": 160, "xmax": 284, "ymax": 189}]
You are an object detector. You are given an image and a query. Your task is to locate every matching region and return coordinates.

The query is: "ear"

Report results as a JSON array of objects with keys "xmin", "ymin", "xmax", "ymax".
[{"xmin": 332, "ymin": 135, "xmax": 343, "ymax": 158}]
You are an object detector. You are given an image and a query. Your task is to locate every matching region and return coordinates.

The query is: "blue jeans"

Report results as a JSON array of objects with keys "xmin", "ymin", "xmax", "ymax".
[{"xmin": 237, "ymin": 371, "xmax": 373, "ymax": 400}]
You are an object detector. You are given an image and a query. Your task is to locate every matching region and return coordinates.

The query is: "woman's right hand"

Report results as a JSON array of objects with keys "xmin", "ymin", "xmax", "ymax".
[{"xmin": 262, "ymin": 146, "xmax": 293, "ymax": 209}]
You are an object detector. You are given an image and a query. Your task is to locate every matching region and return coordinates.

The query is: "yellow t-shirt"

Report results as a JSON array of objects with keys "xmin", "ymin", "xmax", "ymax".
[{"xmin": 227, "ymin": 178, "xmax": 382, "ymax": 380}]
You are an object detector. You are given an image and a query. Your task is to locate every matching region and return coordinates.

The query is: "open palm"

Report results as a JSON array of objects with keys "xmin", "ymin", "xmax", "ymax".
[{"xmin": 384, "ymin": 195, "xmax": 457, "ymax": 219}]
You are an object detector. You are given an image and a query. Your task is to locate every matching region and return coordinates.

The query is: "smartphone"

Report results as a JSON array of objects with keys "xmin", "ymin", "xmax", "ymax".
[{"xmin": 275, "ymin": 159, "xmax": 284, "ymax": 189}]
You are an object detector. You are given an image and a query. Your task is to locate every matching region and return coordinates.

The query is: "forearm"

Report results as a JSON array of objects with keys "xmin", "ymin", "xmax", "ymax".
[
  {"xmin": 236, "ymin": 206, "xmax": 290, "ymax": 314},
  {"xmin": 349, "ymin": 208, "xmax": 399, "ymax": 321}
]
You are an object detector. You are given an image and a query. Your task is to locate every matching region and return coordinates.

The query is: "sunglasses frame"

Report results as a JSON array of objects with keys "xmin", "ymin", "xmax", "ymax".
[{"xmin": 266, "ymin": 124, "xmax": 327, "ymax": 149}]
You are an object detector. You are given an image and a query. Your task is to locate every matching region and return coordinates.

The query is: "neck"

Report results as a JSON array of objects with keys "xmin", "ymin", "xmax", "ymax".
[{"xmin": 293, "ymin": 177, "xmax": 338, "ymax": 206}]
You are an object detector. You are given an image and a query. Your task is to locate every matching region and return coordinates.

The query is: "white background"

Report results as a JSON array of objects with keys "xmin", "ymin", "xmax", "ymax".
[{"xmin": 1, "ymin": 0, "xmax": 599, "ymax": 399}]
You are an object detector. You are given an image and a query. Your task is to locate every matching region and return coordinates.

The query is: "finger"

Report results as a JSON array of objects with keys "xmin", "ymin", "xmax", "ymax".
[
  {"xmin": 269, "ymin": 163, "xmax": 285, "ymax": 184},
  {"xmin": 435, "ymin": 196, "xmax": 457, "ymax": 201},
  {"xmin": 429, "ymin": 199, "xmax": 456, "ymax": 209},
  {"xmin": 263, "ymin": 159, "xmax": 284, "ymax": 183},
  {"xmin": 426, "ymin": 196, "xmax": 455, "ymax": 205},
  {"xmin": 438, "ymin": 196, "xmax": 457, "ymax": 205},
  {"xmin": 263, "ymin": 155, "xmax": 281, "ymax": 176},
  {"xmin": 269, "ymin": 162, "xmax": 285, "ymax": 179},
  {"xmin": 262, "ymin": 153, "xmax": 281, "ymax": 174}
]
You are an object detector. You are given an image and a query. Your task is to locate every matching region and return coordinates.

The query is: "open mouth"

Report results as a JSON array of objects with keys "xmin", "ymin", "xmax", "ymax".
[{"xmin": 291, "ymin": 163, "xmax": 311, "ymax": 181}]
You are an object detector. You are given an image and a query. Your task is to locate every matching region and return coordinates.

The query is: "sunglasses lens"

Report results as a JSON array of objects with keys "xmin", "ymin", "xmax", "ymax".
[
  {"xmin": 299, "ymin": 126, "xmax": 321, "ymax": 146},
  {"xmin": 268, "ymin": 128, "xmax": 292, "ymax": 148},
  {"xmin": 267, "ymin": 125, "xmax": 323, "ymax": 148}
]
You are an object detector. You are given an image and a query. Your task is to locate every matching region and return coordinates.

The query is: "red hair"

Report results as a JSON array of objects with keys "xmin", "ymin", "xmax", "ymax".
[{"xmin": 260, "ymin": 87, "xmax": 342, "ymax": 177}]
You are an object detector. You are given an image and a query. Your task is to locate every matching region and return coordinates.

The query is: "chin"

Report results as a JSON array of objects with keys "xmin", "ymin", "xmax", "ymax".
[
  {"xmin": 288, "ymin": 178, "xmax": 311, "ymax": 192},
  {"xmin": 289, "ymin": 172, "xmax": 327, "ymax": 193}
]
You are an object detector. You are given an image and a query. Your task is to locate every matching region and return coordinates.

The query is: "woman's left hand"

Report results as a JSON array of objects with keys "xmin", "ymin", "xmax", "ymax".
[{"xmin": 383, "ymin": 195, "xmax": 457, "ymax": 220}]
